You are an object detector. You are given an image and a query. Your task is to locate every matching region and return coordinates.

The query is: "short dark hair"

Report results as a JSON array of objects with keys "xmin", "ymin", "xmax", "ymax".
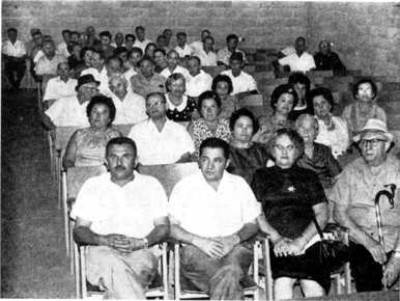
[
  {"xmin": 309, "ymin": 87, "xmax": 335, "ymax": 112},
  {"xmin": 70, "ymin": 31, "xmax": 80, "ymax": 37},
  {"xmin": 270, "ymin": 84, "xmax": 298, "ymax": 111},
  {"xmin": 106, "ymin": 55, "xmax": 122, "ymax": 66},
  {"xmin": 113, "ymin": 47, "xmax": 128, "ymax": 56},
  {"xmin": 154, "ymin": 47, "xmax": 166, "ymax": 56},
  {"xmin": 86, "ymin": 95, "xmax": 116, "ymax": 126},
  {"xmin": 198, "ymin": 91, "xmax": 222, "ymax": 113},
  {"xmin": 145, "ymin": 42, "xmax": 157, "ymax": 54},
  {"xmin": 203, "ymin": 36, "xmax": 214, "ymax": 44},
  {"xmin": 229, "ymin": 108, "xmax": 259, "ymax": 134},
  {"xmin": 129, "ymin": 47, "xmax": 143, "ymax": 58},
  {"xmin": 187, "ymin": 55, "xmax": 201, "ymax": 65},
  {"xmin": 125, "ymin": 34, "xmax": 135, "ymax": 41},
  {"xmin": 106, "ymin": 137, "xmax": 137, "ymax": 158},
  {"xmin": 212, "ymin": 74, "xmax": 233, "ymax": 95},
  {"xmin": 199, "ymin": 137, "xmax": 230, "ymax": 159},
  {"xmin": 92, "ymin": 49, "xmax": 106, "ymax": 60},
  {"xmin": 267, "ymin": 128, "xmax": 304, "ymax": 162},
  {"xmin": 295, "ymin": 36, "xmax": 306, "ymax": 44},
  {"xmin": 353, "ymin": 78, "xmax": 378, "ymax": 99},
  {"xmin": 99, "ymin": 31, "xmax": 112, "ymax": 39},
  {"xmin": 156, "ymin": 35, "xmax": 166, "ymax": 42},
  {"xmin": 135, "ymin": 26, "xmax": 145, "ymax": 32},
  {"xmin": 229, "ymin": 52, "xmax": 244, "ymax": 62},
  {"xmin": 226, "ymin": 34, "xmax": 239, "ymax": 43},
  {"xmin": 288, "ymin": 72, "xmax": 311, "ymax": 91},
  {"xmin": 80, "ymin": 46, "xmax": 95, "ymax": 59},
  {"xmin": 176, "ymin": 31, "xmax": 187, "ymax": 38},
  {"xmin": 67, "ymin": 41, "xmax": 81, "ymax": 53},
  {"xmin": 7, "ymin": 28, "xmax": 17, "ymax": 34},
  {"xmin": 166, "ymin": 73, "xmax": 186, "ymax": 92},
  {"xmin": 62, "ymin": 29, "xmax": 71, "ymax": 36},
  {"xmin": 138, "ymin": 55, "xmax": 155, "ymax": 67}
]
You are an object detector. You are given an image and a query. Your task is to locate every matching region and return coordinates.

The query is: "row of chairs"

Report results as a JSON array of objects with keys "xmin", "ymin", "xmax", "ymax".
[{"xmin": 65, "ymin": 163, "xmax": 351, "ymax": 300}]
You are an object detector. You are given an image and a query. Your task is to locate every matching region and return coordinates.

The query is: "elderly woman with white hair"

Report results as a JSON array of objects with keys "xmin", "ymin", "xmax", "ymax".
[{"xmin": 108, "ymin": 73, "xmax": 147, "ymax": 125}]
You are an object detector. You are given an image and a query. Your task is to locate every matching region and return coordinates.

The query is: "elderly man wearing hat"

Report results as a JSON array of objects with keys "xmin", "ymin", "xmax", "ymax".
[
  {"xmin": 42, "ymin": 74, "xmax": 99, "ymax": 130},
  {"xmin": 331, "ymin": 118, "xmax": 400, "ymax": 292}
]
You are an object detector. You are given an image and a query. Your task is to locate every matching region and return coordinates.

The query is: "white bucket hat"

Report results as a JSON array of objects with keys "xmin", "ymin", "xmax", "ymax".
[{"xmin": 353, "ymin": 118, "xmax": 393, "ymax": 143}]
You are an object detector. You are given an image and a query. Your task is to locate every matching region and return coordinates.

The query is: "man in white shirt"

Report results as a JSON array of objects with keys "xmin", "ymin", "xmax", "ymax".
[
  {"xmin": 123, "ymin": 47, "xmax": 143, "ymax": 90},
  {"xmin": 128, "ymin": 92, "xmax": 194, "ymax": 165},
  {"xmin": 133, "ymin": 26, "xmax": 151, "ymax": 52},
  {"xmin": 111, "ymin": 32, "xmax": 125, "ymax": 48},
  {"xmin": 175, "ymin": 32, "xmax": 193, "ymax": 58},
  {"xmin": 278, "ymin": 37, "xmax": 316, "ymax": 73},
  {"xmin": 71, "ymin": 136, "xmax": 169, "ymax": 299},
  {"xmin": 43, "ymin": 62, "xmax": 77, "ymax": 107},
  {"xmin": 186, "ymin": 56, "xmax": 212, "ymax": 98},
  {"xmin": 189, "ymin": 29, "xmax": 210, "ymax": 54},
  {"xmin": 2, "ymin": 28, "xmax": 27, "ymax": 90},
  {"xmin": 169, "ymin": 137, "xmax": 261, "ymax": 300},
  {"xmin": 109, "ymin": 73, "xmax": 147, "ymax": 125},
  {"xmin": 56, "ymin": 29, "xmax": 71, "ymax": 58},
  {"xmin": 160, "ymin": 50, "xmax": 190, "ymax": 81},
  {"xmin": 35, "ymin": 40, "xmax": 67, "ymax": 78},
  {"xmin": 42, "ymin": 74, "xmax": 99, "ymax": 129},
  {"xmin": 221, "ymin": 52, "xmax": 258, "ymax": 96},
  {"xmin": 217, "ymin": 34, "xmax": 247, "ymax": 68},
  {"xmin": 193, "ymin": 36, "xmax": 217, "ymax": 67}
]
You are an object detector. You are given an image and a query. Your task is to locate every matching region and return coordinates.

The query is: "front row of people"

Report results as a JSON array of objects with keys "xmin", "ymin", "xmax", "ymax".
[{"xmin": 72, "ymin": 125, "xmax": 400, "ymax": 300}]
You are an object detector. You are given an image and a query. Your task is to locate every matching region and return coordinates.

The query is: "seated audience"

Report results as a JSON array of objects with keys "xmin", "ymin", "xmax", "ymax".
[
  {"xmin": 111, "ymin": 32, "xmax": 124, "ymax": 48},
  {"xmin": 114, "ymin": 47, "xmax": 129, "ymax": 71},
  {"xmin": 56, "ymin": 29, "xmax": 71, "ymax": 58},
  {"xmin": 128, "ymin": 92, "xmax": 194, "ymax": 165},
  {"xmin": 217, "ymin": 33, "xmax": 247, "ymax": 67},
  {"xmin": 26, "ymin": 28, "xmax": 41, "ymax": 59},
  {"xmin": 163, "ymin": 28, "xmax": 173, "ymax": 48},
  {"xmin": 108, "ymin": 73, "xmax": 147, "ymax": 125},
  {"xmin": 43, "ymin": 74, "xmax": 99, "ymax": 129},
  {"xmin": 70, "ymin": 31, "xmax": 82, "ymax": 45},
  {"xmin": 185, "ymin": 56, "xmax": 212, "ymax": 98},
  {"xmin": 98, "ymin": 30, "xmax": 115, "ymax": 59},
  {"xmin": 124, "ymin": 34, "xmax": 136, "ymax": 51},
  {"xmin": 2, "ymin": 27, "xmax": 27, "ymax": 90},
  {"xmin": 314, "ymin": 40, "xmax": 346, "ymax": 75},
  {"xmin": 144, "ymin": 42, "xmax": 157, "ymax": 59},
  {"xmin": 71, "ymin": 137, "xmax": 169, "ymax": 299},
  {"xmin": 278, "ymin": 36, "xmax": 316, "ymax": 73},
  {"xmin": 189, "ymin": 29, "xmax": 211, "ymax": 54},
  {"xmin": 193, "ymin": 35, "xmax": 217, "ymax": 67},
  {"xmin": 175, "ymin": 32, "xmax": 193, "ymax": 58},
  {"xmin": 80, "ymin": 49, "xmax": 107, "ymax": 89},
  {"xmin": 220, "ymin": 52, "xmax": 257, "ymax": 97},
  {"xmin": 160, "ymin": 49, "xmax": 190, "ymax": 80},
  {"xmin": 68, "ymin": 42, "xmax": 85, "ymax": 77},
  {"xmin": 253, "ymin": 84, "xmax": 296, "ymax": 144},
  {"xmin": 295, "ymin": 114, "xmax": 342, "ymax": 190},
  {"xmin": 153, "ymin": 48, "xmax": 168, "ymax": 73},
  {"xmin": 342, "ymin": 78, "xmax": 387, "ymax": 136},
  {"xmin": 252, "ymin": 128, "xmax": 329, "ymax": 300},
  {"xmin": 212, "ymin": 74, "xmax": 239, "ymax": 119},
  {"xmin": 63, "ymin": 95, "xmax": 121, "ymax": 169},
  {"xmin": 169, "ymin": 137, "xmax": 261, "ymax": 300},
  {"xmin": 27, "ymin": 29, "xmax": 44, "ymax": 82},
  {"xmin": 81, "ymin": 47, "xmax": 94, "ymax": 69},
  {"xmin": 156, "ymin": 35, "xmax": 169, "ymax": 53},
  {"xmin": 130, "ymin": 56, "xmax": 166, "ymax": 98},
  {"xmin": 35, "ymin": 40, "xmax": 67, "ymax": 79},
  {"xmin": 310, "ymin": 87, "xmax": 350, "ymax": 158},
  {"xmin": 288, "ymin": 72, "xmax": 313, "ymax": 121},
  {"xmin": 133, "ymin": 26, "xmax": 151, "ymax": 52},
  {"xmin": 332, "ymin": 119, "xmax": 400, "ymax": 292},
  {"xmin": 123, "ymin": 47, "xmax": 143, "ymax": 89},
  {"xmin": 43, "ymin": 62, "xmax": 77, "ymax": 107},
  {"xmin": 188, "ymin": 91, "xmax": 231, "ymax": 157},
  {"xmin": 227, "ymin": 108, "xmax": 269, "ymax": 184},
  {"xmin": 165, "ymin": 73, "xmax": 199, "ymax": 123}
]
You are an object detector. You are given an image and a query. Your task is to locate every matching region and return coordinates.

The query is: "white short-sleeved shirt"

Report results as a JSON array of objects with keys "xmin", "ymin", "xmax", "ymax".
[
  {"xmin": 43, "ymin": 76, "xmax": 77, "ymax": 102},
  {"xmin": 169, "ymin": 170, "xmax": 261, "ymax": 237},
  {"xmin": 128, "ymin": 119, "xmax": 195, "ymax": 165},
  {"xmin": 194, "ymin": 48, "xmax": 217, "ymax": 67},
  {"xmin": 111, "ymin": 90, "xmax": 147, "ymax": 125},
  {"xmin": 186, "ymin": 70, "xmax": 212, "ymax": 98},
  {"xmin": 189, "ymin": 40, "xmax": 203, "ymax": 54},
  {"xmin": 133, "ymin": 39, "xmax": 152, "ymax": 52},
  {"xmin": 278, "ymin": 52, "xmax": 316, "ymax": 73},
  {"xmin": 57, "ymin": 41, "xmax": 70, "ymax": 58},
  {"xmin": 160, "ymin": 65, "xmax": 191, "ymax": 82},
  {"xmin": 45, "ymin": 95, "xmax": 89, "ymax": 127},
  {"xmin": 80, "ymin": 66, "xmax": 112, "ymax": 96},
  {"xmin": 35, "ymin": 54, "xmax": 67, "ymax": 76},
  {"xmin": 2, "ymin": 39, "xmax": 26, "ymax": 58},
  {"xmin": 175, "ymin": 44, "xmax": 193, "ymax": 58},
  {"xmin": 220, "ymin": 70, "xmax": 258, "ymax": 95},
  {"xmin": 71, "ymin": 172, "xmax": 168, "ymax": 238}
]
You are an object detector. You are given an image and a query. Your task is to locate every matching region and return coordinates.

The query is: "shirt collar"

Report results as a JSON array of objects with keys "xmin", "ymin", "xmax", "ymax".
[{"xmin": 166, "ymin": 94, "xmax": 188, "ymax": 111}]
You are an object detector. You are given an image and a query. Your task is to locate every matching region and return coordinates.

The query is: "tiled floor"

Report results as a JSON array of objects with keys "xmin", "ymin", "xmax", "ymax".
[{"xmin": 1, "ymin": 89, "xmax": 74, "ymax": 298}]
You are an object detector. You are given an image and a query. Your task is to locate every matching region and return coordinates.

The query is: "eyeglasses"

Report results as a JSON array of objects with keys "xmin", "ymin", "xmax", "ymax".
[{"xmin": 359, "ymin": 138, "xmax": 386, "ymax": 147}]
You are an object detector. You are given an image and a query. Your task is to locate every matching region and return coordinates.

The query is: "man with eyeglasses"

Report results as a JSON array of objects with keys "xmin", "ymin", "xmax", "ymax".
[{"xmin": 331, "ymin": 119, "xmax": 400, "ymax": 292}]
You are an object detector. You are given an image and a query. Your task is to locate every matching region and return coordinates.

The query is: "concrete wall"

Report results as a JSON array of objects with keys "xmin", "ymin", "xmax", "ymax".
[{"xmin": 2, "ymin": 1, "xmax": 400, "ymax": 79}]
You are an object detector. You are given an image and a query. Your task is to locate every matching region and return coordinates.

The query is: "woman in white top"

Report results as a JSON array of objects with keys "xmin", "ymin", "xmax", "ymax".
[{"xmin": 310, "ymin": 87, "xmax": 350, "ymax": 159}]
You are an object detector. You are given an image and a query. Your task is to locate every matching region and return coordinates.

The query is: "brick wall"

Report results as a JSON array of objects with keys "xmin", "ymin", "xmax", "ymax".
[{"xmin": 2, "ymin": 1, "xmax": 400, "ymax": 79}]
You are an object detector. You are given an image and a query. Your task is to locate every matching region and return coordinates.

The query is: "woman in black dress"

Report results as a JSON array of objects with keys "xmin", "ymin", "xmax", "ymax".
[
  {"xmin": 251, "ymin": 128, "xmax": 329, "ymax": 300},
  {"xmin": 227, "ymin": 108, "xmax": 269, "ymax": 185}
]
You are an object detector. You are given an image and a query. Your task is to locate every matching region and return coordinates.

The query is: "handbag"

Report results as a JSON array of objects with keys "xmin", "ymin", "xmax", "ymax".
[{"xmin": 309, "ymin": 216, "xmax": 350, "ymax": 273}]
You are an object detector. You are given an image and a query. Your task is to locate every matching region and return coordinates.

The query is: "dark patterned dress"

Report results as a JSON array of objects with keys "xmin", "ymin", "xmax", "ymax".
[
  {"xmin": 166, "ymin": 94, "xmax": 198, "ymax": 122},
  {"xmin": 251, "ymin": 165, "xmax": 330, "ymax": 292}
]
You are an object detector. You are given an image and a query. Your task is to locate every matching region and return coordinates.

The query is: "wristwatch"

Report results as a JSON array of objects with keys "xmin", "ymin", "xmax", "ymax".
[{"xmin": 142, "ymin": 237, "xmax": 149, "ymax": 249}]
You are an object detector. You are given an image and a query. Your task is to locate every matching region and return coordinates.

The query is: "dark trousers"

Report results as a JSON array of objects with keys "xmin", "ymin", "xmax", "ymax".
[
  {"xmin": 4, "ymin": 58, "xmax": 26, "ymax": 89},
  {"xmin": 349, "ymin": 242, "xmax": 390, "ymax": 292}
]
